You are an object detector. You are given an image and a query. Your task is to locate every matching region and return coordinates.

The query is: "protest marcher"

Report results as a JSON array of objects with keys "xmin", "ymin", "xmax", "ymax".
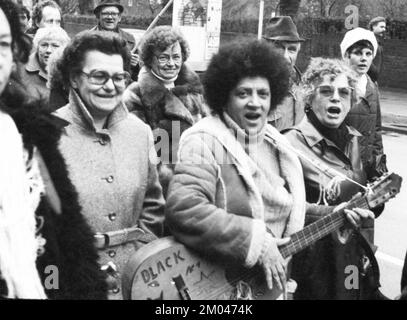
[
  {"xmin": 18, "ymin": 26, "xmax": 69, "ymax": 106},
  {"xmin": 341, "ymin": 27, "xmax": 388, "ymax": 244},
  {"xmin": 0, "ymin": 0, "xmax": 106, "ymax": 299},
  {"xmin": 53, "ymin": 30, "xmax": 165, "ymax": 299},
  {"xmin": 26, "ymin": 0, "xmax": 62, "ymax": 37},
  {"xmin": 123, "ymin": 26, "xmax": 208, "ymax": 197},
  {"xmin": 166, "ymin": 40, "xmax": 306, "ymax": 299},
  {"xmin": 263, "ymin": 16, "xmax": 305, "ymax": 131},
  {"xmin": 17, "ymin": 4, "xmax": 30, "ymax": 33},
  {"xmin": 368, "ymin": 16, "xmax": 386, "ymax": 83},
  {"xmin": 284, "ymin": 58, "xmax": 380, "ymax": 300},
  {"xmin": 91, "ymin": 0, "xmax": 140, "ymax": 80}
]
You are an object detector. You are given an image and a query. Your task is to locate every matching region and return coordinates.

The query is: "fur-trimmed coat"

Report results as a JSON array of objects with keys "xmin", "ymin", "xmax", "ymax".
[
  {"xmin": 0, "ymin": 95, "xmax": 107, "ymax": 299},
  {"xmin": 166, "ymin": 115, "xmax": 305, "ymax": 267},
  {"xmin": 123, "ymin": 64, "xmax": 209, "ymax": 195}
]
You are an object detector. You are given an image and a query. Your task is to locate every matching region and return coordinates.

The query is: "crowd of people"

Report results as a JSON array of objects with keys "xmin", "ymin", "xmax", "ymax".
[{"xmin": 1, "ymin": 0, "xmax": 406, "ymax": 300}]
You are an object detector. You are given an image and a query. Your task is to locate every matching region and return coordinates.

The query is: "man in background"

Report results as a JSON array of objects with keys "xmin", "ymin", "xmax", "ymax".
[
  {"xmin": 26, "ymin": 0, "xmax": 62, "ymax": 37},
  {"xmin": 368, "ymin": 16, "xmax": 386, "ymax": 83},
  {"xmin": 91, "ymin": 0, "xmax": 139, "ymax": 79},
  {"xmin": 263, "ymin": 16, "xmax": 305, "ymax": 131}
]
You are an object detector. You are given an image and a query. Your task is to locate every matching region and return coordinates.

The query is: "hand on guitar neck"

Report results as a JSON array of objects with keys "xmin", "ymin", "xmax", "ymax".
[
  {"xmin": 333, "ymin": 201, "xmax": 375, "ymax": 244},
  {"xmin": 258, "ymin": 234, "xmax": 291, "ymax": 291}
]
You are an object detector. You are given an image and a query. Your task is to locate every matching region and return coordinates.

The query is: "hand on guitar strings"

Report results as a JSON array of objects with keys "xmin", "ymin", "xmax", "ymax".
[
  {"xmin": 344, "ymin": 208, "xmax": 375, "ymax": 230},
  {"xmin": 333, "ymin": 202, "xmax": 375, "ymax": 244},
  {"xmin": 258, "ymin": 234, "xmax": 291, "ymax": 291}
]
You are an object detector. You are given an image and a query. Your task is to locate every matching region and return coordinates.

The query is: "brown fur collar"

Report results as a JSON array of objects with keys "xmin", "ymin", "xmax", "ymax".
[{"xmin": 137, "ymin": 63, "xmax": 203, "ymax": 110}]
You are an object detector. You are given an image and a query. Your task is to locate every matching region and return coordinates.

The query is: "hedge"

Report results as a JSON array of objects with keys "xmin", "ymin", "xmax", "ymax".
[{"xmin": 63, "ymin": 14, "xmax": 407, "ymax": 39}]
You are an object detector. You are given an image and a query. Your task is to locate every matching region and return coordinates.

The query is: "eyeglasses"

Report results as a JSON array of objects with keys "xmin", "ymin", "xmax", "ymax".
[
  {"xmin": 101, "ymin": 12, "xmax": 120, "ymax": 18},
  {"xmin": 317, "ymin": 85, "xmax": 353, "ymax": 100},
  {"xmin": 80, "ymin": 70, "xmax": 131, "ymax": 87},
  {"xmin": 155, "ymin": 54, "xmax": 182, "ymax": 64}
]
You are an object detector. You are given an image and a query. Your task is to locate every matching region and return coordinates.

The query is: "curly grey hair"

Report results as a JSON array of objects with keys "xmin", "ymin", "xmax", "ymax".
[{"xmin": 300, "ymin": 57, "xmax": 359, "ymax": 107}]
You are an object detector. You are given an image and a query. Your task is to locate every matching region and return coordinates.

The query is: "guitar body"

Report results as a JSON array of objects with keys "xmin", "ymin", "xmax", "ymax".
[
  {"xmin": 122, "ymin": 237, "xmax": 282, "ymax": 300},
  {"xmin": 121, "ymin": 173, "xmax": 401, "ymax": 300}
]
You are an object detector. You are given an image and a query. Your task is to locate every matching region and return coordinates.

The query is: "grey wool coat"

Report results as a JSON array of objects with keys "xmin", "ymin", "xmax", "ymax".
[{"xmin": 54, "ymin": 90, "xmax": 165, "ymax": 299}]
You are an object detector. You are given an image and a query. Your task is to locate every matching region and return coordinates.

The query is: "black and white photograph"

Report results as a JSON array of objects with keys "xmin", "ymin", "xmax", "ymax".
[{"xmin": 1, "ymin": 0, "xmax": 407, "ymax": 310}]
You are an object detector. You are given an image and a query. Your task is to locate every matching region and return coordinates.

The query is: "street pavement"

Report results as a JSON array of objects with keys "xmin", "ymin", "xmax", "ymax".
[
  {"xmin": 381, "ymin": 88, "xmax": 407, "ymax": 133},
  {"xmin": 373, "ymin": 88, "xmax": 407, "ymax": 299},
  {"xmin": 376, "ymin": 132, "xmax": 407, "ymax": 299}
]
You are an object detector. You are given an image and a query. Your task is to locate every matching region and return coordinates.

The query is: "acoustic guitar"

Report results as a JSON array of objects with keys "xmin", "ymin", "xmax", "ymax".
[{"xmin": 122, "ymin": 173, "xmax": 402, "ymax": 300}]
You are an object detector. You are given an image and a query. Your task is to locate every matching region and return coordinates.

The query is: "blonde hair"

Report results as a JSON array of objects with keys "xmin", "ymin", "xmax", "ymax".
[{"xmin": 33, "ymin": 26, "xmax": 70, "ymax": 51}]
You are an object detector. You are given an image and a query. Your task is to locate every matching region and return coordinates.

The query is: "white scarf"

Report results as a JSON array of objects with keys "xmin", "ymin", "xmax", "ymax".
[{"xmin": 151, "ymin": 69, "xmax": 177, "ymax": 89}]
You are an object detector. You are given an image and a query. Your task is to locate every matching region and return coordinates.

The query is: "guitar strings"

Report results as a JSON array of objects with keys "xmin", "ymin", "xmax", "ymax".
[{"xmin": 186, "ymin": 197, "xmax": 367, "ymax": 299}]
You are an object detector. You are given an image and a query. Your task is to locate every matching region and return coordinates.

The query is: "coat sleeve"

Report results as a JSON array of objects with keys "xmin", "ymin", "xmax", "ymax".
[
  {"xmin": 137, "ymin": 127, "xmax": 166, "ymax": 238},
  {"xmin": 165, "ymin": 133, "xmax": 268, "ymax": 268},
  {"xmin": 373, "ymin": 89, "xmax": 388, "ymax": 176}
]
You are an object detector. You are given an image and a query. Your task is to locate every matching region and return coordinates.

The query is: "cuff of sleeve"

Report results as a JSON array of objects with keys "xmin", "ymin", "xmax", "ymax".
[{"xmin": 244, "ymin": 219, "xmax": 267, "ymax": 268}]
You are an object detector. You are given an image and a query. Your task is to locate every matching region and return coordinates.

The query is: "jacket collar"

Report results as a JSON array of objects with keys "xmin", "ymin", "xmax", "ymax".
[
  {"xmin": 92, "ymin": 24, "xmax": 119, "ymax": 33},
  {"xmin": 137, "ymin": 64, "xmax": 203, "ymax": 107},
  {"xmin": 25, "ymin": 52, "xmax": 48, "ymax": 81},
  {"xmin": 137, "ymin": 64, "xmax": 203, "ymax": 124},
  {"xmin": 295, "ymin": 116, "xmax": 361, "ymax": 149},
  {"xmin": 66, "ymin": 89, "xmax": 128, "ymax": 133},
  {"xmin": 178, "ymin": 115, "xmax": 306, "ymax": 233}
]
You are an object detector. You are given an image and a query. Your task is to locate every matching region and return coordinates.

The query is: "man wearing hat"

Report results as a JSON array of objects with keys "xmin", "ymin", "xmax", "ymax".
[
  {"xmin": 367, "ymin": 16, "xmax": 386, "ymax": 83},
  {"xmin": 263, "ymin": 15, "xmax": 305, "ymax": 131},
  {"xmin": 341, "ymin": 27, "xmax": 387, "ymax": 245},
  {"xmin": 91, "ymin": 0, "xmax": 139, "ymax": 78}
]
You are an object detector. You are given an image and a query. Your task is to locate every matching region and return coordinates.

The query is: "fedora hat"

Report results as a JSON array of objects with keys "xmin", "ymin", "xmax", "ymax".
[
  {"xmin": 263, "ymin": 16, "xmax": 305, "ymax": 42},
  {"xmin": 94, "ymin": 0, "xmax": 124, "ymax": 15}
]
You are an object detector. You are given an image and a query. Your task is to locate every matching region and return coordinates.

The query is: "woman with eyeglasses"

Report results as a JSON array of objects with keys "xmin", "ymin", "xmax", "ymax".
[
  {"xmin": 52, "ymin": 30, "xmax": 165, "ymax": 299},
  {"xmin": 283, "ymin": 58, "xmax": 378, "ymax": 300},
  {"xmin": 123, "ymin": 26, "xmax": 208, "ymax": 197}
]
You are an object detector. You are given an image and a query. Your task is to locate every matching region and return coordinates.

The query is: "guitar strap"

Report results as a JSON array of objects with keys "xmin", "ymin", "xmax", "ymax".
[{"xmin": 354, "ymin": 231, "xmax": 389, "ymax": 300}]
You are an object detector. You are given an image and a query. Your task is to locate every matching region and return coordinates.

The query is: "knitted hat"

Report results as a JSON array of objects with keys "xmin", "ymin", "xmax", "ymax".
[{"xmin": 340, "ymin": 27, "xmax": 378, "ymax": 58}]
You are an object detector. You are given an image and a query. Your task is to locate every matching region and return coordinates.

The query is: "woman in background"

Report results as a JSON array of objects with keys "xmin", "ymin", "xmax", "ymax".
[{"xmin": 123, "ymin": 26, "xmax": 208, "ymax": 196}]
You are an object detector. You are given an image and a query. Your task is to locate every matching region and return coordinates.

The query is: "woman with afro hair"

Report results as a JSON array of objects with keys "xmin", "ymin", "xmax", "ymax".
[{"xmin": 165, "ymin": 40, "xmax": 306, "ymax": 299}]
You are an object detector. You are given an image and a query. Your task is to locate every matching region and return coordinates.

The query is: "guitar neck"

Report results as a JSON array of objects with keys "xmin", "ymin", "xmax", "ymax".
[{"xmin": 280, "ymin": 196, "xmax": 369, "ymax": 259}]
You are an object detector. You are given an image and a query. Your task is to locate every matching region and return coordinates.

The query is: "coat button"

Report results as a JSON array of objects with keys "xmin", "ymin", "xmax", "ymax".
[
  {"xmin": 99, "ymin": 139, "xmax": 108, "ymax": 146},
  {"xmin": 112, "ymin": 287, "xmax": 120, "ymax": 294},
  {"xmin": 108, "ymin": 250, "xmax": 116, "ymax": 258},
  {"xmin": 108, "ymin": 213, "xmax": 117, "ymax": 221},
  {"xmin": 106, "ymin": 175, "xmax": 114, "ymax": 183}
]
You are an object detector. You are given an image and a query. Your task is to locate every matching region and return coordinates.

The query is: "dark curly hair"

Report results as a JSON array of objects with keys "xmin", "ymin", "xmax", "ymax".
[
  {"xmin": 140, "ymin": 26, "xmax": 190, "ymax": 68},
  {"xmin": 203, "ymin": 40, "xmax": 290, "ymax": 115},
  {"xmin": 0, "ymin": 0, "xmax": 31, "ymax": 63},
  {"xmin": 53, "ymin": 30, "xmax": 131, "ymax": 90}
]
